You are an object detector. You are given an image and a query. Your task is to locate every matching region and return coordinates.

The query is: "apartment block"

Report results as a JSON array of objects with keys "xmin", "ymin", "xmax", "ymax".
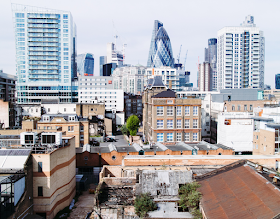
[{"xmin": 143, "ymin": 76, "xmax": 201, "ymax": 144}]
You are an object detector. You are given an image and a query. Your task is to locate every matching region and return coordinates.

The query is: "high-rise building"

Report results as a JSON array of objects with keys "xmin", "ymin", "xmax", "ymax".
[
  {"xmin": 99, "ymin": 56, "xmax": 107, "ymax": 76},
  {"xmin": 77, "ymin": 53, "xmax": 94, "ymax": 76},
  {"xmin": 107, "ymin": 43, "xmax": 123, "ymax": 67},
  {"xmin": 217, "ymin": 15, "xmax": 265, "ymax": 90},
  {"xmin": 12, "ymin": 4, "xmax": 77, "ymax": 104},
  {"xmin": 147, "ymin": 20, "xmax": 174, "ymax": 68},
  {"xmin": 275, "ymin": 74, "xmax": 280, "ymax": 89},
  {"xmin": 205, "ymin": 38, "xmax": 217, "ymax": 90},
  {"xmin": 198, "ymin": 62, "xmax": 211, "ymax": 91}
]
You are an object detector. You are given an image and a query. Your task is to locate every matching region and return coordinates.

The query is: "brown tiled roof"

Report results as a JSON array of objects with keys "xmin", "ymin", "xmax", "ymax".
[{"xmin": 198, "ymin": 162, "xmax": 280, "ymax": 219}]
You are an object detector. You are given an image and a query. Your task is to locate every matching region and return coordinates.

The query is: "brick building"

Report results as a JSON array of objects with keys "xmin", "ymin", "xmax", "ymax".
[{"xmin": 143, "ymin": 76, "xmax": 202, "ymax": 144}]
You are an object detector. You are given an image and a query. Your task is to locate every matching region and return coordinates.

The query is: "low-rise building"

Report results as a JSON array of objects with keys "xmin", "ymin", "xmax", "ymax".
[{"xmin": 124, "ymin": 93, "xmax": 143, "ymax": 121}]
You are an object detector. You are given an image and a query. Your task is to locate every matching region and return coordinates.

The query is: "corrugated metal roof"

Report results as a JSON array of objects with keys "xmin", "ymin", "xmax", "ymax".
[{"xmin": 198, "ymin": 164, "xmax": 280, "ymax": 219}]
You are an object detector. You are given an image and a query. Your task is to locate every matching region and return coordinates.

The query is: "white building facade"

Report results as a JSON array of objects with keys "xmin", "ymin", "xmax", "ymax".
[
  {"xmin": 217, "ymin": 15, "xmax": 265, "ymax": 90},
  {"xmin": 112, "ymin": 66, "xmax": 146, "ymax": 95}
]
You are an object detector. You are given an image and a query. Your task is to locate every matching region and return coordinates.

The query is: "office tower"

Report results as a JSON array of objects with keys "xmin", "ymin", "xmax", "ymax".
[
  {"xmin": 205, "ymin": 38, "xmax": 217, "ymax": 90},
  {"xmin": 12, "ymin": 4, "xmax": 77, "ymax": 104},
  {"xmin": 99, "ymin": 56, "xmax": 107, "ymax": 76},
  {"xmin": 77, "ymin": 53, "xmax": 94, "ymax": 76},
  {"xmin": 276, "ymin": 74, "xmax": 280, "ymax": 89},
  {"xmin": 147, "ymin": 20, "xmax": 174, "ymax": 68},
  {"xmin": 217, "ymin": 15, "xmax": 265, "ymax": 90},
  {"xmin": 103, "ymin": 63, "xmax": 117, "ymax": 76},
  {"xmin": 107, "ymin": 43, "xmax": 123, "ymax": 67},
  {"xmin": 198, "ymin": 62, "xmax": 211, "ymax": 91}
]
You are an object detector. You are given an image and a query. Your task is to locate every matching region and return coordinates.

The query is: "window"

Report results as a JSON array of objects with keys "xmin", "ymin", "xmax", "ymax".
[
  {"xmin": 167, "ymin": 120, "xmax": 173, "ymax": 128},
  {"xmin": 177, "ymin": 119, "xmax": 182, "ymax": 128},
  {"xmin": 193, "ymin": 119, "xmax": 198, "ymax": 128},
  {"xmin": 250, "ymin": 105, "xmax": 253, "ymax": 111},
  {"xmin": 68, "ymin": 126, "xmax": 74, "ymax": 132},
  {"xmin": 48, "ymin": 108, "xmax": 50, "ymax": 112},
  {"xmin": 167, "ymin": 106, "xmax": 173, "ymax": 116},
  {"xmin": 206, "ymin": 122, "xmax": 210, "ymax": 126},
  {"xmin": 157, "ymin": 120, "xmax": 163, "ymax": 128},
  {"xmin": 185, "ymin": 106, "xmax": 190, "ymax": 116},
  {"xmin": 185, "ymin": 119, "xmax": 190, "ymax": 128},
  {"xmin": 185, "ymin": 133, "xmax": 190, "ymax": 141},
  {"xmin": 244, "ymin": 105, "xmax": 247, "ymax": 111},
  {"xmin": 80, "ymin": 126, "xmax": 84, "ymax": 131},
  {"xmin": 38, "ymin": 162, "xmax": 42, "ymax": 172},
  {"xmin": 237, "ymin": 105, "xmax": 241, "ymax": 111},
  {"xmin": 64, "ymin": 108, "xmax": 66, "ymax": 112},
  {"xmin": 157, "ymin": 133, "xmax": 163, "ymax": 142},
  {"xmin": 177, "ymin": 106, "xmax": 182, "ymax": 116},
  {"xmin": 176, "ymin": 133, "xmax": 182, "ymax": 142},
  {"xmin": 193, "ymin": 106, "xmax": 198, "ymax": 116},
  {"xmin": 167, "ymin": 133, "xmax": 173, "ymax": 142},
  {"xmin": 157, "ymin": 106, "xmax": 163, "ymax": 116},
  {"xmin": 193, "ymin": 133, "xmax": 198, "ymax": 142},
  {"xmin": 38, "ymin": 187, "xmax": 43, "ymax": 196},
  {"xmin": 232, "ymin": 105, "xmax": 235, "ymax": 111}
]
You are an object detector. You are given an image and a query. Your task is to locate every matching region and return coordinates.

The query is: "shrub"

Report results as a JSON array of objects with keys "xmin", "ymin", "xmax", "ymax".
[{"xmin": 134, "ymin": 193, "xmax": 157, "ymax": 218}]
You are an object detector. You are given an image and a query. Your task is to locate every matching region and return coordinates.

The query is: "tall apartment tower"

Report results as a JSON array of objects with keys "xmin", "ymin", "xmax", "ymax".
[
  {"xmin": 205, "ymin": 38, "xmax": 217, "ymax": 90},
  {"xmin": 198, "ymin": 62, "xmax": 211, "ymax": 91},
  {"xmin": 147, "ymin": 20, "xmax": 174, "ymax": 68},
  {"xmin": 217, "ymin": 15, "xmax": 265, "ymax": 90},
  {"xmin": 12, "ymin": 4, "xmax": 77, "ymax": 104}
]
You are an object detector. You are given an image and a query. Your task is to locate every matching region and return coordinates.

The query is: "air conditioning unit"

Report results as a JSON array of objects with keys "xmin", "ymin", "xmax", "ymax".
[
  {"xmin": 20, "ymin": 132, "xmax": 37, "ymax": 146},
  {"xmin": 41, "ymin": 132, "xmax": 62, "ymax": 146}
]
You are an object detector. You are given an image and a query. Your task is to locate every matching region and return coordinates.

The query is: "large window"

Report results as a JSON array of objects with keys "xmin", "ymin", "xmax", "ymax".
[
  {"xmin": 42, "ymin": 135, "xmax": 55, "ymax": 144},
  {"xmin": 176, "ymin": 133, "xmax": 182, "ymax": 142},
  {"xmin": 68, "ymin": 126, "xmax": 74, "ymax": 132},
  {"xmin": 177, "ymin": 119, "xmax": 182, "ymax": 128},
  {"xmin": 193, "ymin": 106, "xmax": 198, "ymax": 116},
  {"xmin": 157, "ymin": 106, "xmax": 164, "ymax": 116},
  {"xmin": 167, "ymin": 106, "xmax": 173, "ymax": 116},
  {"xmin": 185, "ymin": 119, "xmax": 190, "ymax": 128},
  {"xmin": 38, "ymin": 162, "xmax": 42, "ymax": 172},
  {"xmin": 157, "ymin": 120, "xmax": 164, "ymax": 128},
  {"xmin": 38, "ymin": 187, "xmax": 43, "ymax": 197},
  {"xmin": 177, "ymin": 106, "xmax": 182, "ymax": 116},
  {"xmin": 167, "ymin": 120, "xmax": 173, "ymax": 128},
  {"xmin": 193, "ymin": 133, "xmax": 198, "ymax": 142},
  {"xmin": 193, "ymin": 119, "xmax": 198, "ymax": 128},
  {"xmin": 167, "ymin": 133, "xmax": 173, "ymax": 142},
  {"xmin": 184, "ymin": 133, "xmax": 190, "ymax": 141},
  {"xmin": 157, "ymin": 133, "xmax": 163, "ymax": 142},
  {"xmin": 185, "ymin": 106, "xmax": 190, "ymax": 116}
]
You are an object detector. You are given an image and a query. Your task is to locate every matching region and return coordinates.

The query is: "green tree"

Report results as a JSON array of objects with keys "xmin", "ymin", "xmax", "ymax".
[
  {"xmin": 121, "ymin": 124, "xmax": 129, "ymax": 136},
  {"xmin": 134, "ymin": 193, "xmax": 157, "ymax": 218},
  {"xmin": 126, "ymin": 115, "xmax": 140, "ymax": 136}
]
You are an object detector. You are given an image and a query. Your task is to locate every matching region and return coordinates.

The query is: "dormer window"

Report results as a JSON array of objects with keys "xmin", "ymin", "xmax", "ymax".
[
  {"xmin": 69, "ymin": 116, "xmax": 75, "ymax": 121},
  {"xmin": 43, "ymin": 116, "xmax": 50, "ymax": 122}
]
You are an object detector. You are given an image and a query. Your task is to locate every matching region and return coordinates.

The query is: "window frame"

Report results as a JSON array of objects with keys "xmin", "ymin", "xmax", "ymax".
[
  {"xmin": 157, "ymin": 120, "xmax": 164, "ymax": 129},
  {"xmin": 157, "ymin": 106, "xmax": 164, "ymax": 116}
]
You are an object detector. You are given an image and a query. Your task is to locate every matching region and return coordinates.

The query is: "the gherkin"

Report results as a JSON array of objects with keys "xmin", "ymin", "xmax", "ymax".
[{"xmin": 147, "ymin": 20, "xmax": 174, "ymax": 68}]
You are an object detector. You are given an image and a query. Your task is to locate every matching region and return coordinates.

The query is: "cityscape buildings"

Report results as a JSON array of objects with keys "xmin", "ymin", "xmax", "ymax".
[
  {"xmin": 77, "ymin": 53, "xmax": 94, "ymax": 76},
  {"xmin": 12, "ymin": 4, "xmax": 77, "ymax": 104},
  {"xmin": 99, "ymin": 56, "xmax": 107, "ymax": 76},
  {"xmin": 217, "ymin": 15, "xmax": 265, "ymax": 90},
  {"xmin": 107, "ymin": 42, "xmax": 124, "ymax": 67},
  {"xmin": 147, "ymin": 20, "xmax": 174, "ymax": 68},
  {"xmin": 276, "ymin": 74, "xmax": 280, "ymax": 89},
  {"xmin": 204, "ymin": 38, "xmax": 217, "ymax": 90}
]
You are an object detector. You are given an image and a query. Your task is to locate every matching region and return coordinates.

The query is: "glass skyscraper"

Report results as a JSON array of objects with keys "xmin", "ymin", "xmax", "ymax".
[
  {"xmin": 275, "ymin": 74, "xmax": 280, "ymax": 89},
  {"xmin": 12, "ymin": 4, "xmax": 77, "ymax": 104},
  {"xmin": 99, "ymin": 56, "xmax": 107, "ymax": 76},
  {"xmin": 77, "ymin": 53, "xmax": 94, "ymax": 76},
  {"xmin": 147, "ymin": 20, "xmax": 174, "ymax": 68},
  {"xmin": 205, "ymin": 38, "xmax": 217, "ymax": 90}
]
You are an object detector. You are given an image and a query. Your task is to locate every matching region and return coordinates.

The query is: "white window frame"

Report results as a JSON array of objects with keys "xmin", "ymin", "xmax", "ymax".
[
  {"xmin": 157, "ymin": 106, "xmax": 164, "ymax": 116},
  {"xmin": 157, "ymin": 133, "xmax": 163, "ymax": 142},
  {"xmin": 176, "ymin": 133, "xmax": 182, "ymax": 142},
  {"xmin": 193, "ymin": 106, "xmax": 198, "ymax": 116},
  {"xmin": 185, "ymin": 106, "xmax": 190, "ymax": 116},
  {"xmin": 185, "ymin": 119, "xmax": 190, "ymax": 128},
  {"xmin": 167, "ymin": 106, "xmax": 173, "ymax": 116},
  {"xmin": 167, "ymin": 133, "xmax": 173, "ymax": 142},
  {"xmin": 193, "ymin": 133, "xmax": 198, "ymax": 142},
  {"xmin": 193, "ymin": 119, "xmax": 198, "ymax": 128},
  {"xmin": 177, "ymin": 106, "xmax": 182, "ymax": 116},
  {"xmin": 157, "ymin": 120, "xmax": 164, "ymax": 129},
  {"xmin": 167, "ymin": 120, "xmax": 173, "ymax": 129},
  {"xmin": 184, "ymin": 133, "xmax": 190, "ymax": 141},
  {"xmin": 177, "ymin": 119, "xmax": 182, "ymax": 128}
]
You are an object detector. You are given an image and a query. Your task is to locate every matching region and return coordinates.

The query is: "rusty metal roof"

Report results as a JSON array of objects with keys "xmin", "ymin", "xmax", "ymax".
[{"xmin": 198, "ymin": 163, "xmax": 280, "ymax": 219}]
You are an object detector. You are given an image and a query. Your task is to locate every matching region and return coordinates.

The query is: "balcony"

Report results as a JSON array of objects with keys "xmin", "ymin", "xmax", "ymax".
[
  {"xmin": 28, "ymin": 47, "xmax": 58, "ymax": 52},
  {"xmin": 28, "ymin": 28, "xmax": 58, "ymax": 33},
  {"xmin": 27, "ymin": 19, "xmax": 58, "ymax": 24}
]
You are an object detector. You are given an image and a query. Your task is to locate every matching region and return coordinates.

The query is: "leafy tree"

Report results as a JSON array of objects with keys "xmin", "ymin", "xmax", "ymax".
[
  {"xmin": 178, "ymin": 182, "xmax": 202, "ymax": 219},
  {"xmin": 126, "ymin": 115, "xmax": 140, "ymax": 136},
  {"xmin": 121, "ymin": 124, "xmax": 129, "ymax": 136},
  {"xmin": 134, "ymin": 193, "xmax": 157, "ymax": 218}
]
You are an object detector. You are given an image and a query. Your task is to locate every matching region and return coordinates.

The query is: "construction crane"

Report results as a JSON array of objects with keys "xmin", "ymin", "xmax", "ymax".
[
  {"xmin": 184, "ymin": 50, "xmax": 188, "ymax": 71},
  {"xmin": 177, "ymin": 45, "xmax": 182, "ymax": 64}
]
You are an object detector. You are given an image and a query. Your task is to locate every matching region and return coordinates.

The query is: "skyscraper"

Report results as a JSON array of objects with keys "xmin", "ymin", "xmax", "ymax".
[
  {"xmin": 217, "ymin": 15, "xmax": 265, "ymax": 90},
  {"xmin": 198, "ymin": 62, "xmax": 211, "ymax": 91},
  {"xmin": 107, "ymin": 43, "xmax": 124, "ymax": 67},
  {"xmin": 275, "ymin": 74, "xmax": 280, "ymax": 89},
  {"xmin": 77, "ymin": 53, "xmax": 94, "ymax": 76},
  {"xmin": 147, "ymin": 20, "xmax": 174, "ymax": 68},
  {"xmin": 204, "ymin": 38, "xmax": 217, "ymax": 90},
  {"xmin": 12, "ymin": 4, "xmax": 77, "ymax": 104},
  {"xmin": 99, "ymin": 56, "xmax": 107, "ymax": 76}
]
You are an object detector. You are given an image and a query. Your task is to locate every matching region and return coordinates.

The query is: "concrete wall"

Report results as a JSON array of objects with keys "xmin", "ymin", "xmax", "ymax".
[
  {"xmin": 32, "ymin": 137, "xmax": 76, "ymax": 219},
  {"xmin": 253, "ymin": 129, "xmax": 275, "ymax": 155}
]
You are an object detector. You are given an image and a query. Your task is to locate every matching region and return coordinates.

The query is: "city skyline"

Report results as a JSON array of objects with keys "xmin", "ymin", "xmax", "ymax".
[{"xmin": 1, "ymin": 0, "xmax": 280, "ymax": 87}]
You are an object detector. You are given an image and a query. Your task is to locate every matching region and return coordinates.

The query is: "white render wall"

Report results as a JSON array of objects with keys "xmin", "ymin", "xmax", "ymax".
[
  {"xmin": 42, "ymin": 103, "xmax": 76, "ymax": 114},
  {"xmin": 217, "ymin": 112, "xmax": 254, "ymax": 152}
]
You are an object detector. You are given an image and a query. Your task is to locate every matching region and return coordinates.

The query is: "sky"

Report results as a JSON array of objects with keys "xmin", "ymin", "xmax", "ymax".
[{"xmin": 1, "ymin": 0, "xmax": 279, "ymax": 87}]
